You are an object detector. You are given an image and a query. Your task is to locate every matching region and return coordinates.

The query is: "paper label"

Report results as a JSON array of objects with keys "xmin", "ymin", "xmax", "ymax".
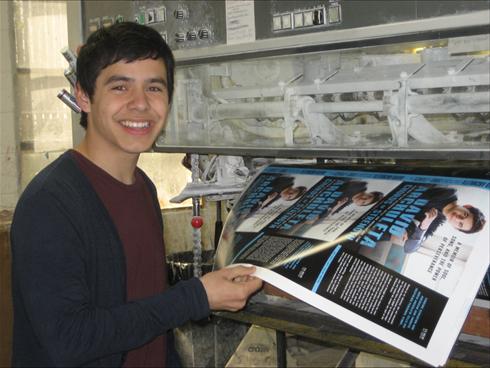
[{"xmin": 226, "ymin": 0, "xmax": 256, "ymax": 45}]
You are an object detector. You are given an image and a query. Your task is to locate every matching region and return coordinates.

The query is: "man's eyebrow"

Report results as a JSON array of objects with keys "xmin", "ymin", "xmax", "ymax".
[
  {"xmin": 104, "ymin": 75, "xmax": 133, "ymax": 85},
  {"xmin": 104, "ymin": 75, "xmax": 167, "ymax": 86},
  {"xmin": 148, "ymin": 77, "xmax": 167, "ymax": 87}
]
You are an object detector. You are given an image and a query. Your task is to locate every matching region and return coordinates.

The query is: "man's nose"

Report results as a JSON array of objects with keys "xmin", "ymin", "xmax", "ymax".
[{"xmin": 128, "ymin": 88, "xmax": 149, "ymax": 110}]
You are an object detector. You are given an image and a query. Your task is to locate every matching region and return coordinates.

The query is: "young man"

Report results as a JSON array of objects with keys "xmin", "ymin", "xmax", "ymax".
[
  {"xmin": 396, "ymin": 186, "xmax": 486, "ymax": 253},
  {"xmin": 329, "ymin": 181, "xmax": 384, "ymax": 216},
  {"xmin": 254, "ymin": 179, "xmax": 307, "ymax": 212},
  {"xmin": 11, "ymin": 22, "xmax": 262, "ymax": 367}
]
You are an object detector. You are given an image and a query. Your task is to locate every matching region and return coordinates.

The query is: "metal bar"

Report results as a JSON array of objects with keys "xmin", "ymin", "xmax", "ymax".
[
  {"xmin": 408, "ymin": 92, "xmax": 490, "ymax": 114},
  {"xmin": 152, "ymin": 145, "xmax": 490, "ymax": 161},
  {"xmin": 214, "ymin": 201, "xmax": 222, "ymax": 249},
  {"xmin": 408, "ymin": 73, "xmax": 490, "ymax": 89},
  {"xmin": 210, "ymin": 100, "xmax": 385, "ymax": 120},
  {"xmin": 276, "ymin": 330, "xmax": 287, "ymax": 367},
  {"xmin": 210, "ymin": 102, "xmax": 284, "ymax": 119},
  {"xmin": 294, "ymin": 80, "xmax": 401, "ymax": 95},
  {"xmin": 308, "ymin": 101, "xmax": 384, "ymax": 113},
  {"xmin": 213, "ymin": 86, "xmax": 283, "ymax": 100}
]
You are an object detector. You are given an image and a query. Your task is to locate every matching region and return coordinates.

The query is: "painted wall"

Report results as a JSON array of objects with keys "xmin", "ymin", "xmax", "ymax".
[{"xmin": 0, "ymin": 1, "xmax": 20, "ymax": 210}]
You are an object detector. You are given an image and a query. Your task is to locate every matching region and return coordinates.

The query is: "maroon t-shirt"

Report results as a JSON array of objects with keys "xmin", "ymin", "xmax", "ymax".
[{"xmin": 71, "ymin": 150, "xmax": 167, "ymax": 367}]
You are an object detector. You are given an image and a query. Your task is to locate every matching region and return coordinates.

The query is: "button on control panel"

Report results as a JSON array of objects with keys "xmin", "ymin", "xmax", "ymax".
[
  {"xmin": 175, "ymin": 32, "xmax": 186, "ymax": 43},
  {"xmin": 186, "ymin": 31, "xmax": 197, "ymax": 41},
  {"xmin": 272, "ymin": 2, "xmax": 341, "ymax": 32},
  {"xmin": 198, "ymin": 28, "xmax": 210, "ymax": 39},
  {"xmin": 174, "ymin": 8, "xmax": 189, "ymax": 20}
]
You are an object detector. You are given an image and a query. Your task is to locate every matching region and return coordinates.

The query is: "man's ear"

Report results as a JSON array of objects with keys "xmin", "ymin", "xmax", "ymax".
[{"xmin": 75, "ymin": 83, "xmax": 91, "ymax": 113}]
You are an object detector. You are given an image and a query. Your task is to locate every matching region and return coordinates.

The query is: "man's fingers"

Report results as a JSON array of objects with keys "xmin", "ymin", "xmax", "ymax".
[
  {"xmin": 243, "ymin": 277, "xmax": 263, "ymax": 293},
  {"xmin": 233, "ymin": 275, "xmax": 254, "ymax": 283},
  {"xmin": 225, "ymin": 265, "xmax": 257, "ymax": 279},
  {"xmin": 233, "ymin": 277, "xmax": 263, "ymax": 300},
  {"xmin": 201, "ymin": 267, "xmax": 263, "ymax": 311}
]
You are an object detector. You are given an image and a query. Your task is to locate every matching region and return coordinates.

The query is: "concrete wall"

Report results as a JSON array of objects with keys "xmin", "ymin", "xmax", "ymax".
[
  {"xmin": 0, "ymin": 1, "xmax": 20, "ymax": 210},
  {"xmin": 13, "ymin": 1, "xmax": 73, "ymax": 192}
]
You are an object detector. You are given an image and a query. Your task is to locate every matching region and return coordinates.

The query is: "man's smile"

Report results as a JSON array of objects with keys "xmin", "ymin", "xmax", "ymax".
[{"xmin": 120, "ymin": 120, "xmax": 151, "ymax": 128}]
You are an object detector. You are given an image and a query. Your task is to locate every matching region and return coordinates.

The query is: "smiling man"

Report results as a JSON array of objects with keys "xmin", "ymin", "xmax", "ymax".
[
  {"xmin": 76, "ymin": 58, "xmax": 169, "ymax": 183},
  {"xmin": 10, "ymin": 22, "xmax": 262, "ymax": 367}
]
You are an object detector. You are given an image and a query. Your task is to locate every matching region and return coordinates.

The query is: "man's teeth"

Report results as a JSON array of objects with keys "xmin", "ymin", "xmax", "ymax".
[{"xmin": 121, "ymin": 121, "xmax": 150, "ymax": 128}]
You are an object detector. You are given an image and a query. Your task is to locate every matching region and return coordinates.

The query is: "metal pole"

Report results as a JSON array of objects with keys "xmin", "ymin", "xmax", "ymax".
[{"xmin": 276, "ymin": 330, "xmax": 287, "ymax": 367}]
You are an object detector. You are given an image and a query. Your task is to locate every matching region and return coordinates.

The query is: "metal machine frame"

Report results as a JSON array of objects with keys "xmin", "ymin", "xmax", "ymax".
[{"xmin": 154, "ymin": 9, "xmax": 490, "ymax": 161}]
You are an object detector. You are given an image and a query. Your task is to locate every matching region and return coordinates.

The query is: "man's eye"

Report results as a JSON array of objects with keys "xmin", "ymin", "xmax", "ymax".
[
  {"xmin": 112, "ymin": 85, "xmax": 126, "ymax": 91},
  {"xmin": 148, "ymin": 86, "xmax": 164, "ymax": 92}
]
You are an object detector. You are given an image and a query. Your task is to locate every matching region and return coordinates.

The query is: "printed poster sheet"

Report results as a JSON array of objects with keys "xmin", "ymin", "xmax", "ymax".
[
  {"xmin": 215, "ymin": 164, "xmax": 490, "ymax": 367},
  {"xmin": 476, "ymin": 266, "xmax": 490, "ymax": 303}
]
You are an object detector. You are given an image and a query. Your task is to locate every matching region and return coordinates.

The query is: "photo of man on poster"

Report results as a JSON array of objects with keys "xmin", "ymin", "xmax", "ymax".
[
  {"xmin": 389, "ymin": 186, "xmax": 486, "ymax": 253},
  {"xmin": 284, "ymin": 179, "xmax": 385, "ymax": 237}
]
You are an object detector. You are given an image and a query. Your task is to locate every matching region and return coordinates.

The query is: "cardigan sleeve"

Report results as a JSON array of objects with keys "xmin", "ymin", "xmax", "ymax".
[{"xmin": 11, "ymin": 188, "xmax": 210, "ymax": 367}]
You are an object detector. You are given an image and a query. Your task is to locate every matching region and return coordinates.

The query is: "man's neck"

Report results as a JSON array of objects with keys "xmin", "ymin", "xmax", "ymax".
[{"xmin": 75, "ymin": 138, "xmax": 139, "ymax": 185}]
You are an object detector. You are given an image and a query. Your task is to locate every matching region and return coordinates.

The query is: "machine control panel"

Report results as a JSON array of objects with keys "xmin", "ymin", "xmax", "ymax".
[
  {"xmin": 133, "ymin": 1, "xmax": 222, "ymax": 50},
  {"xmin": 81, "ymin": 1, "xmax": 488, "ymax": 52},
  {"xmin": 82, "ymin": 1, "xmax": 224, "ymax": 50}
]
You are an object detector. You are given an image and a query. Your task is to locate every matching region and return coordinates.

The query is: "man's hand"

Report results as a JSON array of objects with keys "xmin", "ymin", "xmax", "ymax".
[
  {"xmin": 200, "ymin": 266, "xmax": 263, "ymax": 312},
  {"xmin": 420, "ymin": 208, "xmax": 438, "ymax": 230}
]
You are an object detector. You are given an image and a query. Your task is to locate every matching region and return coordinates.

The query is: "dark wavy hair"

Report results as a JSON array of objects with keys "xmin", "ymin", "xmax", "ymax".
[
  {"xmin": 76, "ymin": 22, "xmax": 174, "ymax": 128},
  {"xmin": 292, "ymin": 186, "xmax": 308, "ymax": 200},
  {"xmin": 369, "ymin": 191, "xmax": 384, "ymax": 204},
  {"xmin": 460, "ymin": 205, "xmax": 486, "ymax": 234}
]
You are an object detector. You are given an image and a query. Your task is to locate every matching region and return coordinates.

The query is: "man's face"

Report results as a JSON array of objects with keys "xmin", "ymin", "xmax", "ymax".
[
  {"xmin": 80, "ymin": 58, "xmax": 169, "ymax": 157},
  {"xmin": 446, "ymin": 205, "xmax": 474, "ymax": 232},
  {"xmin": 352, "ymin": 192, "xmax": 374, "ymax": 206},
  {"xmin": 280, "ymin": 186, "xmax": 300, "ymax": 201}
]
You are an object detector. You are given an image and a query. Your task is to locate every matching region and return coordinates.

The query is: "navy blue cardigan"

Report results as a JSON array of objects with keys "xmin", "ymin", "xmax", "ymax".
[{"xmin": 11, "ymin": 151, "xmax": 210, "ymax": 367}]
